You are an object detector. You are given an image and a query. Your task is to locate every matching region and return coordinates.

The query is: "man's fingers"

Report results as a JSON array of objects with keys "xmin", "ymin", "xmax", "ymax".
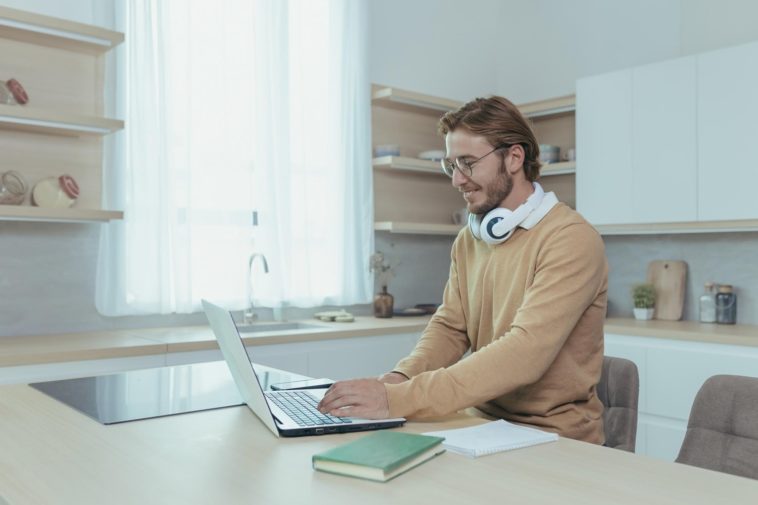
[{"xmin": 318, "ymin": 393, "xmax": 362, "ymax": 414}]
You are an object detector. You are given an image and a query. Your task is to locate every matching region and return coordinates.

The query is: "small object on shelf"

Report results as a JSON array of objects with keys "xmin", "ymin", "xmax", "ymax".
[
  {"xmin": 374, "ymin": 144, "xmax": 400, "ymax": 157},
  {"xmin": 373, "ymin": 286, "xmax": 394, "ymax": 318},
  {"xmin": 393, "ymin": 307, "xmax": 426, "ymax": 317},
  {"xmin": 0, "ymin": 170, "xmax": 28, "ymax": 205},
  {"xmin": 562, "ymin": 147, "xmax": 576, "ymax": 161},
  {"xmin": 0, "ymin": 78, "xmax": 29, "ymax": 105},
  {"xmin": 414, "ymin": 303, "xmax": 439, "ymax": 314},
  {"xmin": 715, "ymin": 285, "xmax": 737, "ymax": 324},
  {"xmin": 314, "ymin": 309, "xmax": 354, "ymax": 322},
  {"xmin": 32, "ymin": 174, "xmax": 80, "ymax": 208},
  {"xmin": 418, "ymin": 150, "xmax": 445, "ymax": 161},
  {"xmin": 538, "ymin": 144, "xmax": 560, "ymax": 163},
  {"xmin": 631, "ymin": 283, "xmax": 656, "ymax": 320},
  {"xmin": 699, "ymin": 282, "xmax": 717, "ymax": 323}
]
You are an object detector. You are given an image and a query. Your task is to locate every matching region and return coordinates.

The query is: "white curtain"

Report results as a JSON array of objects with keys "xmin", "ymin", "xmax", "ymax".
[{"xmin": 96, "ymin": 0, "xmax": 373, "ymax": 316}]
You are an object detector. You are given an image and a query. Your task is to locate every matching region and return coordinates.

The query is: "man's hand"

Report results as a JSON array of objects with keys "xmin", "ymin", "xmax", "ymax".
[{"xmin": 317, "ymin": 378, "xmax": 390, "ymax": 419}]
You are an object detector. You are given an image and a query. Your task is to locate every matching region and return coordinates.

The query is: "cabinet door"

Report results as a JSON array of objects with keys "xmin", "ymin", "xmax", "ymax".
[
  {"xmin": 576, "ymin": 69, "xmax": 633, "ymax": 224},
  {"xmin": 698, "ymin": 42, "xmax": 758, "ymax": 220},
  {"xmin": 632, "ymin": 56, "xmax": 697, "ymax": 223}
]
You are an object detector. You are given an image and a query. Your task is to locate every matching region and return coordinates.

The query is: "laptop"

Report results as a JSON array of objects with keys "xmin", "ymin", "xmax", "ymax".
[{"xmin": 202, "ymin": 299, "xmax": 405, "ymax": 437}]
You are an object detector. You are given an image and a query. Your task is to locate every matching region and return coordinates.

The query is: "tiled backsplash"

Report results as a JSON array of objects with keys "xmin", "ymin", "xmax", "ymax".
[{"xmin": 603, "ymin": 232, "xmax": 758, "ymax": 325}]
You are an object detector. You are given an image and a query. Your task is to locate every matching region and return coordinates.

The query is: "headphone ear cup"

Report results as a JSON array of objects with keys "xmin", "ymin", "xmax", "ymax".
[
  {"xmin": 480, "ymin": 207, "xmax": 516, "ymax": 245},
  {"xmin": 468, "ymin": 212, "xmax": 482, "ymax": 240}
]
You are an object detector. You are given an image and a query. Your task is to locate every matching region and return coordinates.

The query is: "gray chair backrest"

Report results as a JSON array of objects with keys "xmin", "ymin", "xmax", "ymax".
[
  {"xmin": 676, "ymin": 374, "xmax": 758, "ymax": 479},
  {"xmin": 598, "ymin": 356, "xmax": 639, "ymax": 452}
]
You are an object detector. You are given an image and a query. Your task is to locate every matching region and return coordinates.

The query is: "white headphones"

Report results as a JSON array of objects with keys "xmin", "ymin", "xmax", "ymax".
[{"xmin": 468, "ymin": 182, "xmax": 545, "ymax": 244}]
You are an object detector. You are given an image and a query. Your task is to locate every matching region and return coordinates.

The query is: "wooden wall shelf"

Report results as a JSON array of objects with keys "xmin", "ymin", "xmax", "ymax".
[
  {"xmin": 372, "ymin": 156, "xmax": 442, "ymax": 175},
  {"xmin": 372, "ymin": 86, "xmax": 462, "ymax": 115},
  {"xmin": 0, "ymin": 104, "xmax": 124, "ymax": 137},
  {"xmin": 0, "ymin": 6, "xmax": 123, "ymax": 53},
  {"xmin": 0, "ymin": 205, "xmax": 123, "ymax": 223},
  {"xmin": 374, "ymin": 221, "xmax": 462, "ymax": 236},
  {"xmin": 519, "ymin": 95, "xmax": 576, "ymax": 119}
]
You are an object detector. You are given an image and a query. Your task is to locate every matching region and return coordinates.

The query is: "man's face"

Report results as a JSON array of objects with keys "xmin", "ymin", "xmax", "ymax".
[{"xmin": 445, "ymin": 129, "xmax": 513, "ymax": 215}]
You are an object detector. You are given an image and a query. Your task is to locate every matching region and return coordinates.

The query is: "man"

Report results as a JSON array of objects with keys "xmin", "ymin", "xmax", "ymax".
[{"xmin": 318, "ymin": 96, "xmax": 608, "ymax": 443}]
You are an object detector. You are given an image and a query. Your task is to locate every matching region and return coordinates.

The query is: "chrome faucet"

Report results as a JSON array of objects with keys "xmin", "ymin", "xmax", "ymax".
[{"xmin": 244, "ymin": 253, "xmax": 269, "ymax": 324}]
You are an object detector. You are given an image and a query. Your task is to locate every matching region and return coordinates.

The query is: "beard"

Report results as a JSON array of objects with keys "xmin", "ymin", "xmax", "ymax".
[{"xmin": 468, "ymin": 164, "xmax": 513, "ymax": 215}]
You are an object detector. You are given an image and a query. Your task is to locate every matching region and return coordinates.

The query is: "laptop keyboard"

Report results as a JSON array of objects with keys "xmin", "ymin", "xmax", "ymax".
[{"xmin": 266, "ymin": 390, "xmax": 353, "ymax": 427}]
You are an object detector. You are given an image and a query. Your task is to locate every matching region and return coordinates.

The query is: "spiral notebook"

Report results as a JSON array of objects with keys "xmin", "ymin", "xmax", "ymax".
[{"xmin": 424, "ymin": 420, "xmax": 558, "ymax": 458}]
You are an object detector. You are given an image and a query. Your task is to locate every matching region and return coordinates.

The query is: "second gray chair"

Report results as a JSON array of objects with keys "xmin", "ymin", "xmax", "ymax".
[
  {"xmin": 676, "ymin": 374, "xmax": 758, "ymax": 480},
  {"xmin": 598, "ymin": 356, "xmax": 639, "ymax": 452}
]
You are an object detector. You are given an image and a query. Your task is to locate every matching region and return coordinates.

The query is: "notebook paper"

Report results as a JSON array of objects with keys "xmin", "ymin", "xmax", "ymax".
[{"xmin": 424, "ymin": 420, "xmax": 558, "ymax": 458}]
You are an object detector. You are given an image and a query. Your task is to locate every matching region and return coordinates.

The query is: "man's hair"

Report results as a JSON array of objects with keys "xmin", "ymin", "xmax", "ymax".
[{"xmin": 438, "ymin": 96, "xmax": 542, "ymax": 182}]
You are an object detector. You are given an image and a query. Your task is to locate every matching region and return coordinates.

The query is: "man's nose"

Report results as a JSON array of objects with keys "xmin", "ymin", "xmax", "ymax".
[{"xmin": 451, "ymin": 167, "xmax": 467, "ymax": 187}]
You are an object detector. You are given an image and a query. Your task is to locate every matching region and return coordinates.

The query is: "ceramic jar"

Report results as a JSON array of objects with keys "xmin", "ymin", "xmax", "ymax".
[
  {"xmin": 32, "ymin": 174, "xmax": 80, "ymax": 208},
  {"xmin": 0, "ymin": 170, "xmax": 27, "ymax": 205}
]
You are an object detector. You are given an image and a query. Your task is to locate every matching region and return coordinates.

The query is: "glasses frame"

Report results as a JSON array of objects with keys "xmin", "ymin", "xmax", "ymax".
[{"xmin": 440, "ymin": 144, "xmax": 510, "ymax": 178}]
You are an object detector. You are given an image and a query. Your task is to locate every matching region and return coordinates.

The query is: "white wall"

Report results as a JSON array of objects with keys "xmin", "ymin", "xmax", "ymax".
[
  {"xmin": 680, "ymin": 0, "xmax": 758, "ymax": 55},
  {"xmin": 368, "ymin": 0, "xmax": 501, "ymax": 101},
  {"xmin": 0, "ymin": 0, "xmax": 94, "ymax": 24},
  {"xmin": 495, "ymin": 0, "xmax": 682, "ymax": 103}
]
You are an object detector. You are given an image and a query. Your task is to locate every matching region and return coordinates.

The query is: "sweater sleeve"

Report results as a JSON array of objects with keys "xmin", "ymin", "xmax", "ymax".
[
  {"xmin": 385, "ymin": 223, "xmax": 606, "ymax": 418},
  {"xmin": 392, "ymin": 241, "xmax": 471, "ymax": 379}
]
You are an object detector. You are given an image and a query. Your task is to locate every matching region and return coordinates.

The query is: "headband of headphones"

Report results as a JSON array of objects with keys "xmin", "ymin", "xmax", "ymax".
[{"xmin": 469, "ymin": 182, "xmax": 545, "ymax": 244}]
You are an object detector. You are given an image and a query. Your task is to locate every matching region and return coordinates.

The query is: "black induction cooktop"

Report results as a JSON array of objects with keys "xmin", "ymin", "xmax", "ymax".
[{"xmin": 30, "ymin": 360, "xmax": 305, "ymax": 424}]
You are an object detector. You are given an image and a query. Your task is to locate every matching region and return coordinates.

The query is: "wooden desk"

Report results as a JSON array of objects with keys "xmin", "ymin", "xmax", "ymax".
[{"xmin": 0, "ymin": 383, "xmax": 756, "ymax": 504}]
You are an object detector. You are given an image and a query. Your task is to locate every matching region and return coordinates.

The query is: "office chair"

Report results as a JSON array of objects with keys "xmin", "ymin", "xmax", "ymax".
[
  {"xmin": 598, "ymin": 356, "xmax": 639, "ymax": 452},
  {"xmin": 676, "ymin": 374, "xmax": 758, "ymax": 479}
]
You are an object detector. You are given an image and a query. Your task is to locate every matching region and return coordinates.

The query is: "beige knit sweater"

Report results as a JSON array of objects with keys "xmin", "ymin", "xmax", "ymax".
[{"xmin": 385, "ymin": 203, "xmax": 608, "ymax": 443}]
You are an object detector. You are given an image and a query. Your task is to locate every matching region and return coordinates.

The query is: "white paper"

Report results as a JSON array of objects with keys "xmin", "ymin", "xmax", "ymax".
[{"xmin": 424, "ymin": 420, "xmax": 559, "ymax": 458}]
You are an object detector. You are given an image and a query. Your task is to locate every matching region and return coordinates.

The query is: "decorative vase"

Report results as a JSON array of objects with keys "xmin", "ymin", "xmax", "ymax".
[
  {"xmin": 373, "ymin": 286, "xmax": 394, "ymax": 318},
  {"xmin": 633, "ymin": 308, "xmax": 655, "ymax": 320}
]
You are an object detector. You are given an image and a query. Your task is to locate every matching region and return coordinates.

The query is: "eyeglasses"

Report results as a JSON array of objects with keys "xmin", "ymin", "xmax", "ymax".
[{"xmin": 440, "ymin": 144, "xmax": 509, "ymax": 178}]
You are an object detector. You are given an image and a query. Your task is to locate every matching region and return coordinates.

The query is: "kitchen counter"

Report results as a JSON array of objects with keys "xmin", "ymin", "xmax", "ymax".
[
  {"xmin": 1, "ymin": 316, "xmax": 757, "ymax": 369},
  {"xmin": 604, "ymin": 317, "xmax": 758, "ymax": 347},
  {"xmin": 0, "ymin": 316, "xmax": 431, "ymax": 367}
]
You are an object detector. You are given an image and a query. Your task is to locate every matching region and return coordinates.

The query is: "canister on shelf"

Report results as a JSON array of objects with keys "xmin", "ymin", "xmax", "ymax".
[
  {"xmin": 0, "ymin": 78, "xmax": 29, "ymax": 105},
  {"xmin": 698, "ymin": 282, "xmax": 716, "ymax": 323},
  {"xmin": 0, "ymin": 170, "xmax": 28, "ymax": 205},
  {"xmin": 715, "ymin": 284, "xmax": 737, "ymax": 324},
  {"xmin": 32, "ymin": 174, "xmax": 80, "ymax": 208}
]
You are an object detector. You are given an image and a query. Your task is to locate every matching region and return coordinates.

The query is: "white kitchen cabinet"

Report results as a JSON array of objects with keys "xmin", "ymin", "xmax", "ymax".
[
  {"xmin": 697, "ymin": 41, "xmax": 758, "ymax": 221},
  {"xmin": 605, "ymin": 333, "xmax": 758, "ymax": 462},
  {"xmin": 576, "ymin": 69, "xmax": 633, "ymax": 224},
  {"xmin": 166, "ymin": 333, "xmax": 420, "ymax": 381},
  {"xmin": 578, "ymin": 57, "xmax": 697, "ymax": 225},
  {"xmin": 631, "ymin": 56, "xmax": 697, "ymax": 223}
]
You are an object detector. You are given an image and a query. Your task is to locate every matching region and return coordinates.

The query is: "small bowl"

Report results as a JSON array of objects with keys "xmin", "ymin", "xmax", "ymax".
[{"xmin": 374, "ymin": 144, "xmax": 400, "ymax": 157}]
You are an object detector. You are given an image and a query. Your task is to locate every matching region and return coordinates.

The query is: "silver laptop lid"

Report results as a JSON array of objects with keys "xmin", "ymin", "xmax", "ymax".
[{"xmin": 202, "ymin": 299, "xmax": 280, "ymax": 437}]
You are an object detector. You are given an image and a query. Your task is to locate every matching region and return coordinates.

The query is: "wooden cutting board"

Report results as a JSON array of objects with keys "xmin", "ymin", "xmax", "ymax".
[{"xmin": 646, "ymin": 260, "xmax": 687, "ymax": 321}]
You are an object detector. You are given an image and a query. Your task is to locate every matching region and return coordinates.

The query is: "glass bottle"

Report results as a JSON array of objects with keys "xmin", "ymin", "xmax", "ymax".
[
  {"xmin": 715, "ymin": 284, "xmax": 737, "ymax": 324},
  {"xmin": 373, "ymin": 286, "xmax": 394, "ymax": 318},
  {"xmin": 699, "ymin": 282, "xmax": 717, "ymax": 323}
]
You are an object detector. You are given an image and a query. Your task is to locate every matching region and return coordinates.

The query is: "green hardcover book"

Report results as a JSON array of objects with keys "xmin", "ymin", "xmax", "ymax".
[{"xmin": 312, "ymin": 431, "xmax": 445, "ymax": 482}]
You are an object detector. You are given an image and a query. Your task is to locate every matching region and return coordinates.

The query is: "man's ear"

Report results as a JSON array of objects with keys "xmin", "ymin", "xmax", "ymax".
[{"xmin": 506, "ymin": 144, "xmax": 525, "ymax": 175}]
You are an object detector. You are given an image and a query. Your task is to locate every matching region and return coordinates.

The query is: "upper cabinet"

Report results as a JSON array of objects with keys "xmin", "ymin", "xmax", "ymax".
[
  {"xmin": 578, "ymin": 58, "xmax": 697, "ymax": 225},
  {"xmin": 0, "ymin": 6, "xmax": 124, "ymax": 223},
  {"xmin": 577, "ymin": 69, "xmax": 633, "ymax": 225},
  {"xmin": 577, "ymin": 43, "xmax": 758, "ymax": 233},
  {"xmin": 371, "ymin": 85, "xmax": 577, "ymax": 236},
  {"xmin": 698, "ymin": 41, "xmax": 758, "ymax": 221}
]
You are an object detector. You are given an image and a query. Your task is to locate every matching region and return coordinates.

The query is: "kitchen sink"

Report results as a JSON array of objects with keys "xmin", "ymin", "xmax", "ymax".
[{"xmin": 235, "ymin": 321, "xmax": 329, "ymax": 334}]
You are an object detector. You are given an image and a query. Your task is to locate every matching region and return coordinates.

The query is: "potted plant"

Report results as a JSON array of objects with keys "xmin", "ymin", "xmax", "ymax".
[{"xmin": 632, "ymin": 283, "xmax": 656, "ymax": 320}]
